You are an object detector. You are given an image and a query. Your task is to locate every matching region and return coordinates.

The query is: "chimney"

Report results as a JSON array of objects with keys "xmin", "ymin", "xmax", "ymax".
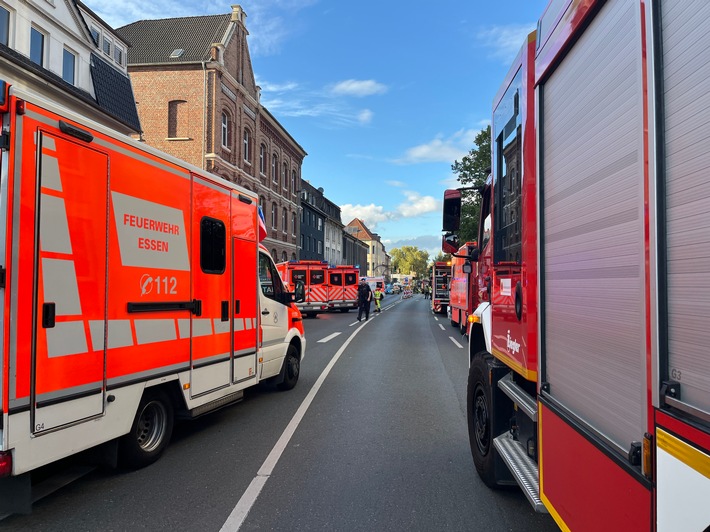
[{"xmin": 231, "ymin": 5, "xmax": 247, "ymax": 25}]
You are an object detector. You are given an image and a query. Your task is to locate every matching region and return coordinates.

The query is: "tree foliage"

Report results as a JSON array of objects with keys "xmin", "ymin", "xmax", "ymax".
[
  {"xmin": 450, "ymin": 126, "xmax": 491, "ymax": 244},
  {"xmin": 389, "ymin": 246, "xmax": 429, "ymax": 280}
]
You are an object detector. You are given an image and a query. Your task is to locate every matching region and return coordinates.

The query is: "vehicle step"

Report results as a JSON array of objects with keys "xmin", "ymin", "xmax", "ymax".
[
  {"xmin": 493, "ymin": 432, "xmax": 547, "ymax": 513},
  {"xmin": 185, "ymin": 390, "xmax": 244, "ymax": 419},
  {"xmin": 497, "ymin": 372, "xmax": 537, "ymax": 421}
]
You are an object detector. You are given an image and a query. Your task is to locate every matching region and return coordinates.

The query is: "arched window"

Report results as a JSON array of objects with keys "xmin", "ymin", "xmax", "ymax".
[
  {"xmin": 282, "ymin": 163, "xmax": 288, "ymax": 189},
  {"xmin": 281, "ymin": 251, "xmax": 287, "ymax": 262},
  {"xmin": 282, "ymin": 208, "xmax": 287, "ymax": 233},
  {"xmin": 291, "ymin": 170, "xmax": 297, "ymax": 194},
  {"xmin": 291, "ymin": 212, "xmax": 296, "ymax": 235},
  {"xmin": 221, "ymin": 112, "xmax": 231, "ymax": 148},
  {"xmin": 243, "ymin": 129, "xmax": 251, "ymax": 163},
  {"xmin": 291, "ymin": 253, "xmax": 297, "ymax": 261},
  {"xmin": 271, "ymin": 203, "xmax": 277, "ymax": 229},
  {"xmin": 272, "ymin": 154, "xmax": 278, "ymax": 182},
  {"xmin": 272, "ymin": 248, "xmax": 277, "ymax": 258},
  {"xmin": 259, "ymin": 144, "xmax": 266, "ymax": 175}
]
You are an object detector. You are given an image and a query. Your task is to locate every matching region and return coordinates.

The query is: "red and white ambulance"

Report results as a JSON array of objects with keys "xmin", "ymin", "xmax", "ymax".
[
  {"xmin": 327, "ymin": 265, "xmax": 359, "ymax": 312},
  {"xmin": 276, "ymin": 260, "xmax": 329, "ymax": 318},
  {"xmin": 0, "ymin": 79, "xmax": 306, "ymax": 514}
]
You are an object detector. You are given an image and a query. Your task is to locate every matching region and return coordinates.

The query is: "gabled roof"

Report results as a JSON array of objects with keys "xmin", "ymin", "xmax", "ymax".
[
  {"xmin": 117, "ymin": 14, "xmax": 231, "ymax": 65},
  {"xmin": 346, "ymin": 218, "xmax": 376, "ymax": 242}
]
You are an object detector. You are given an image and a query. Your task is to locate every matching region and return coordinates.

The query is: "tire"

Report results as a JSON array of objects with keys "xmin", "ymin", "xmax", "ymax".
[
  {"xmin": 278, "ymin": 345, "xmax": 300, "ymax": 391},
  {"xmin": 340, "ymin": 308, "xmax": 349, "ymax": 313},
  {"xmin": 467, "ymin": 353, "xmax": 498, "ymax": 488},
  {"xmin": 306, "ymin": 312, "xmax": 316, "ymax": 318},
  {"xmin": 119, "ymin": 389, "xmax": 174, "ymax": 469}
]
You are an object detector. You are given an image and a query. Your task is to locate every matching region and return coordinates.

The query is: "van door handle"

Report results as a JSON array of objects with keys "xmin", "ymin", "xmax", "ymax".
[
  {"xmin": 42, "ymin": 302, "xmax": 56, "ymax": 328},
  {"xmin": 261, "ymin": 309, "xmax": 270, "ymax": 315}
]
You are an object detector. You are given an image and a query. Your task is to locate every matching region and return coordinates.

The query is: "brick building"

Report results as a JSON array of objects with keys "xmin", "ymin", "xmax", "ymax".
[{"xmin": 118, "ymin": 5, "xmax": 305, "ymax": 262}]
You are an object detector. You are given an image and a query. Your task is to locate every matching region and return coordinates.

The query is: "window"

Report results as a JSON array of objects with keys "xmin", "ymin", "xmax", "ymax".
[
  {"xmin": 317, "ymin": 217, "xmax": 322, "ymax": 231},
  {"xmin": 114, "ymin": 45, "xmax": 124, "ymax": 66},
  {"xmin": 291, "ymin": 253, "xmax": 297, "ymax": 261},
  {"xmin": 243, "ymin": 129, "xmax": 251, "ymax": 163},
  {"xmin": 200, "ymin": 217, "xmax": 226, "ymax": 274},
  {"xmin": 62, "ymin": 48, "xmax": 76, "ymax": 84},
  {"xmin": 271, "ymin": 203, "xmax": 277, "ymax": 229},
  {"xmin": 282, "ymin": 208, "xmax": 287, "ymax": 233},
  {"xmin": 259, "ymin": 144, "xmax": 266, "ymax": 174},
  {"xmin": 102, "ymin": 36, "xmax": 111, "ymax": 56},
  {"xmin": 310, "ymin": 269, "xmax": 324, "ymax": 285},
  {"xmin": 30, "ymin": 27, "xmax": 44, "ymax": 66},
  {"xmin": 291, "ymin": 212, "xmax": 296, "ymax": 235},
  {"xmin": 291, "ymin": 170, "xmax": 296, "ymax": 194},
  {"xmin": 259, "ymin": 252, "xmax": 285, "ymax": 302},
  {"xmin": 282, "ymin": 163, "xmax": 288, "ymax": 189},
  {"xmin": 272, "ymin": 155, "xmax": 278, "ymax": 182},
  {"xmin": 221, "ymin": 112, "xmax": 230, "ymax": 148},
  {"xmin": 89, "ymin": 26, "xmax": 99, "ymax": 45},
  {"xmin": 0, "ymin": 6, "xmax": 9, "ymax": 46},
  {"xmin": 281, "ymin": 251, "xmax": 287, "ymax": 262},
  {"xmin": 300, "ymin": 234, "xmax": 304, "ymax": 249},
  {"xmin": 168, "ymin": 100, "xmax": 186, "ymax": 138}
]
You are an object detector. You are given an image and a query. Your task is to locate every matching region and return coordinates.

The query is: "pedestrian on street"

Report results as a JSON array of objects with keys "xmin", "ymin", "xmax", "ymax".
[
  {"xmin": 357, "ymin": 278, "xmax": 372, "ymax": 321},
  {"xmin": 374, "ymin": 286, "xmax": 384, "ymax": 312}
]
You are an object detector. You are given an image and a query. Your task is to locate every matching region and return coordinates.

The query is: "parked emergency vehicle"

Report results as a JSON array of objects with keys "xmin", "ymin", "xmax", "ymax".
[
  {"xmin": 0, "ymin": 80, "xmax": 306, "ymax": 514},
  {"xmin": 443, "ymin": 1, "xmax": 710, "ymax": 529},
  {"xmin": 362, "ymin": 276, "xmax": 385, "ymax": 295},
  {"xmin": 327, "ymin": 265, "xmax": 358, "ymax": 312},
  {"xmin": 430, "ymin": 262, "xmax": 450, "ymax": 314},
  {"xmin": 276, "ymin": 260, "xmax": 329, "ymax": 318},
  {"xmin": 447, "ymin": 242, "xmax": 477, "ymax": 335}
]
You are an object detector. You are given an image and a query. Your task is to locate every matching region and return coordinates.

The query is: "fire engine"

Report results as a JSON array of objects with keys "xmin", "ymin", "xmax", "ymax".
[
  {"xmin": 275, "ymin": 260, "xmax": 329, "ymax": 318},
  {"xmin": 447, "ymin": 242, "xmax": 477, "ymax": 336},
  {"xmin": 430, "ymin": 262, "xmax": 450, "ymax": 314},
  {"xmin": 327, "ymin": 265, "xmax": 359, "ymax": 312},
  {"xmin": 443, "ymin": 1, "xmax": 710, "ymax": 529},
  {"xmin": 0, "ymin": 80, "xmax": 307, "ymax": 514}
]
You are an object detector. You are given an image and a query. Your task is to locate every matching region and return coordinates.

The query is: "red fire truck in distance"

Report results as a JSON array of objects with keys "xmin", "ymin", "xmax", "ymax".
[
  {"xmin": 327, "ymin": 265, "xmax": 359, "ymax": 312},
  {"xmin": 431, "ymin": 262, "xmax": 451, "ymax": 315},
  {"xmin": 0, "ymin": 80, "xmax": 306, "ymax": 514},
  {"xmin": 276, "ymin": 260, "xmax": 329, "ymax": 318},
  {"xmin": 447, "ymin": 242, "xmax": 478, "ymax": 336},
  {"xmin": 443, "ymin": 1, "xmax": 710, "ymax": 529}
]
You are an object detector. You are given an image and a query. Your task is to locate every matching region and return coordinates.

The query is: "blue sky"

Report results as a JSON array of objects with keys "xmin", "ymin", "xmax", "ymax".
[{"xmin": 92, "ymin": 0, "xmax": 549, "ymax": 259}]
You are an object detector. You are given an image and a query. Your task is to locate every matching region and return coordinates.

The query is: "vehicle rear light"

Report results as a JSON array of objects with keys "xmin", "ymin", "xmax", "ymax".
[{"xmin": 0, "ymin": 451, "xmax": 12, "ymax": 477}]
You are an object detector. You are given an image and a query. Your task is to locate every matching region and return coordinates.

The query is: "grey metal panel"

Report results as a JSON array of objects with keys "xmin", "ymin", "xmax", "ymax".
[
  {"xmin": 541, "ymin": 0, "xmax": 646, "ymax": 453},
  {"xmin": 662, "ymin": 0, "xmax": 710, "ymax": 413}
]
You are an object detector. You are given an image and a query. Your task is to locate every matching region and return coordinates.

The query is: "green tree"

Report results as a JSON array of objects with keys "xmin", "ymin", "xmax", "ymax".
[
  {"xmin": 432, "ymin": 252, "xmax": 451, "ymax": 264},
  {"xmin": 390, "ymin": 246, "xmax": 429, "ymax": 280},
  {"xmin": 450, "ymin": 126, "xmax": 491, "ymax": 244}
]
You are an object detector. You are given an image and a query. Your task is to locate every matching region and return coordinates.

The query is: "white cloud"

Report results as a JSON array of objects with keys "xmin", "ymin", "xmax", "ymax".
[
  {"xmin": 330, "ymin": 79, "xmax": 388, "ymax": 97},
  {"xmin": 386, "ymin": 180, "xmax": 406, "ymax": 188},
  {"xmin": 340, "ymin": 191, "xmax": 439, "ymax": 231},
  {"xmin": 477, "ymin": 23, "xmax": 536, "ymax": 64},
  {"xmin": 396, "ymin": 192, "xmax": 439, "ymax": 218},
  {"xmin": 357, "ymin": 109, "xmax": 374, "ymax": 125},
  {"xmin": 394, "ymin": 129, "xmax": 479, "ymax": 164},
  {"xmin": 340, "ymin": 204, "xmax": 394, "ymax": 230}
]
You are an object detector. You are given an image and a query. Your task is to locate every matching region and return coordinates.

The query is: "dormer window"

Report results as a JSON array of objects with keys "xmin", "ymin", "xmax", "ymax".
[
  {"xmin": 102, "ymin": 36, "xmax": 111, "ymax": 56},
  {"xmin": 89, "ymin": 26, "xmax": 99, "ymax": 45}
]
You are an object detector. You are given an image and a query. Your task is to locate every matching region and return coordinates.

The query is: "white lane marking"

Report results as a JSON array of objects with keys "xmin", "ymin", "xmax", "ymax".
[
  {"xmin": 438, "ymin": 323, "xmax": 445, "ymax": 331},
  {"xmin": 318, "ymin": 332, "xmax": 341, "ymax": 343},
  {"xmin": 220, "ymin": 320, "xmax": 368, "ymax": 531},
  {"xmin": 449, "ymin": 336, "xmax": 464, "ymax": 349},
  {"xmin": 434, "ymin": 316, "xmax": 439, "ymax": 321}
]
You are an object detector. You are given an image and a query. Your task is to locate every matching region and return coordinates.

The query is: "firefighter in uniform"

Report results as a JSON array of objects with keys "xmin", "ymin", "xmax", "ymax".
[{"xmin": 374, "ymin": 286, "xmax": 384, "ymax": 312}]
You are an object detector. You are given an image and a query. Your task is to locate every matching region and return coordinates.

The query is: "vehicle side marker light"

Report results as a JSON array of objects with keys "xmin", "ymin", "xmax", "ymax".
[
  {"xmin": 0, "ymin": 451, "xmax": 12, "ymax": 477},
  {"xmin": 643, "ymin": 432, "xmax": 653, "ymax": 480}
]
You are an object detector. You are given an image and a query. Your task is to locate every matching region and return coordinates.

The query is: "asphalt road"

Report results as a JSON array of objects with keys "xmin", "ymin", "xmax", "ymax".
[{"xmin": 1, "ymin": 295, "xmax": 558, "ymax": 531}]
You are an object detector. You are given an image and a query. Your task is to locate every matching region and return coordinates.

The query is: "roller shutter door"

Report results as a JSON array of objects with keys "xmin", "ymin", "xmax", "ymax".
[
  {"xmin": 661, "ymin": 1, "xmax": 710, "ymax": 415},
  {"xmin": 540, "ymin": 0, "xmax": 646, "ymax": 454}
]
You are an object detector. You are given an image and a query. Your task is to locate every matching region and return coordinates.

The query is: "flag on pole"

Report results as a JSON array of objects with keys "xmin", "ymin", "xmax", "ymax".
[{"xmin": 257, "ymin": 206, "xmax": 267, "ymax": 242}]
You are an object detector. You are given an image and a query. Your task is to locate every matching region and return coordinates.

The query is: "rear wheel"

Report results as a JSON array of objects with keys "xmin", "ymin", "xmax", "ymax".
[
  {"xmin": 119, "ymin": 389, "xmax": 174, "ymax": 469},
  {"xmin": 278, "ymin": 345, "xmax": 300, "ymax": 390},
  {"xmin": 467, "ymin": 353, "xmax": 498, "ymax": 487},
  {"xmin": 340, "ymin": 308, "xmax": 349, "ymax": 313}
]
